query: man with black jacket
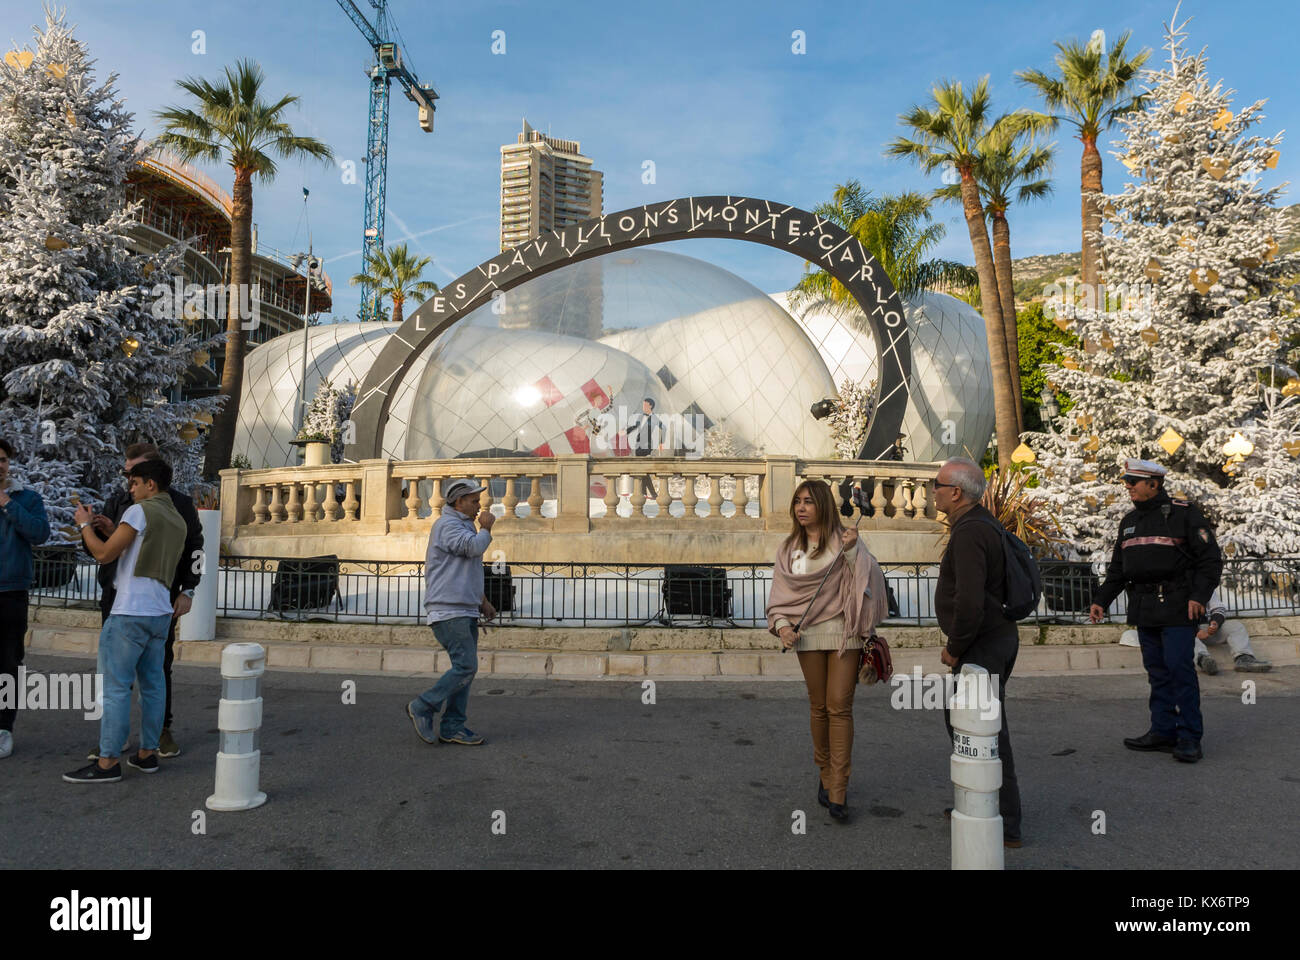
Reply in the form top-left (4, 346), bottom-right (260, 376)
top-left (90, 442), bottom-right (203, 759)
top-left (932, 457), bottom-right (1022, 847)
top-left (1090, 459), bottom-right (1222, 763)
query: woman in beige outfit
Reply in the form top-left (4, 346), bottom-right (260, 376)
top-left (766, 480), bottom-right (889, 823)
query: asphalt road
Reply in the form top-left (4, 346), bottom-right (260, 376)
top-left (4, 653), bottom-right (1297, 870)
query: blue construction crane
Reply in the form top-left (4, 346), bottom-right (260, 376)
top-left (336, 0), bottom-right (438, 321)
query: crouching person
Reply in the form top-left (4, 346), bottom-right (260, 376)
top-left (65, 459), bottom-right (187, 783)
top-left (407, 479), bottom-right (497, 747)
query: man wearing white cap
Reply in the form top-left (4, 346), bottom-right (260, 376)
top-left (1090, 459), bottom-right (1222, 763)
top-left (406, 479), bottom-right (498, 746)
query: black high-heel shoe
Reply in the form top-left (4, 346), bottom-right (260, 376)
top-left (817, 778), bottom-right (829, 809)
top-left (828, 802), bottom-right (849, 822)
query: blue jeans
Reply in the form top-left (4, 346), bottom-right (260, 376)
top-left (414, 617), bottom-right (479, 737)
top-left (1137, 625), bottom-right (1202, 742)
top-left (98, 614), bottom-right (172, 759)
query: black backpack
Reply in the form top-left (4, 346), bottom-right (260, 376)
top-left (979, 516), bottom-right (1042, 621)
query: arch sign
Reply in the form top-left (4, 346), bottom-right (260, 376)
top-left (344, 195), bottom-right (911, 461)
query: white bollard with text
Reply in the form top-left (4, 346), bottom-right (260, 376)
top-left (206, 642), bottom-right (268, 812)
top-left (948, 663), bottom-right (1003, 870)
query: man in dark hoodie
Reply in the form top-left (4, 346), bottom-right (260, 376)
top-left (89, 442), bottom-right (202, 759)
top-left (0, 438), bottom-right (52, 760)
top-left (932, 456), bottom-right (1022, 848)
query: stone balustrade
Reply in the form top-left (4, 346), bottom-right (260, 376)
top-left (220, 455), bottom-right (946, 564)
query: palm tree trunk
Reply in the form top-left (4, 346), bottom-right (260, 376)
top-left (1080, 136), bottom-right (1103, 287)
top-left (204, 168), bottom-right (252, 479)
top-left (990, 210), bottom-right (1024, 432)
top-left (391, 296), bottom-right (403, 325)
top-left (959, 171), bottom-right (1017, 468)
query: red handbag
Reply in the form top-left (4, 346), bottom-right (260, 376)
top-left (858, 633), bottom-right (893, 686)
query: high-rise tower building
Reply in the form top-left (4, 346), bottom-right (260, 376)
top-left (500, 119), bottom-right (603, 252)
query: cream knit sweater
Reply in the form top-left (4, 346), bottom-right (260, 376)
top-left (773, 539), bottom-right (862, 652)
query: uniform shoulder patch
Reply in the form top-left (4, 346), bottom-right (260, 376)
top-left (1171, 499), bottom-right (1191, 507)
top-left (1198, 528), bottom-right (1210, 542)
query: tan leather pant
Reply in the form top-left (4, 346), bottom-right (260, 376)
top-left (797, 650), bottom-right (858, 804)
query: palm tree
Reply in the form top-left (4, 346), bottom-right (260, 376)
top-left (155, 59), bottom-right (334, 479)
top-left (888, 77), bottom-right (1028, 466)
top-left (1016, 32), bottom-right (1150, 288)
top-left (791, 182), bottom-right (977, 310)
top-left (349, 243), bottom-right (439, 324)
top-left (936, 130), bottom-right (1055, 430)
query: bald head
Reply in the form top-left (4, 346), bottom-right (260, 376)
top-left (942, 457), bottom-right (986, 503)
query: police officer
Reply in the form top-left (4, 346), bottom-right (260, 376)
top-left (1089, 459), bottom-right (1222, 763)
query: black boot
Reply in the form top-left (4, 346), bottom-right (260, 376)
top-left (1123, 731), bottom-right (1176, 752)
top-left (817, 778), bottom-right (829, 809)
top-left (828, 802), bottom-right (850, 822)
top-left (1172, 740), bottom-right (1203, 763)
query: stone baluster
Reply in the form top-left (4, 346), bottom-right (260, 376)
top-left (706, 474), bottom-right (724, 517)
top-left (732, 473), bottom-right (749, 518)
top-left (429, 477), bottom-right (445, 514)
top-left (502, 472), bottom-right (519, 518)
top-left (404, 476), bottom-right (424, 520)
top-left (269, 484), bottom-right (285, 523)
top-left (602, 474), bottom-right (620, 516)
top-left (252, 485), bottom-right (269, 524)
top-left (911, 480), bottom-right (929, 520)
top-left (343, 480), bottom-right (359, 521)
top-left (480, 478), bottom-right (495, 512)
top-left (870, 476), bottom-right (888, 516)
top-left (630, 475), bottom-right (647, 516)
top-left (285, 482), bottom-right (302, 523)
top-left (891, 480), bottom-right (909, 518)
top-left (302, 478), bottom-right (319, 522)
top-left (322, 481), bottom-right (340, 521)
top-left (654, 472), bottom-right (671, 518)
top-left (528, 475), bottom-right (545, 516)
top-left (681, 473), bottom-right (699, 519)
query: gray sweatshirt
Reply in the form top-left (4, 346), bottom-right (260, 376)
top-left (424, 504), bottom-right (492, 624)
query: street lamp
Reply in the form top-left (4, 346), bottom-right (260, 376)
top-left (292, 188), bottom-right (321, 438)
top-left (1040, 387), bottom-right (1060, 423)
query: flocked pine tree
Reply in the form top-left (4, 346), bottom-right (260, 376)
top-left (1024, 11), bottom-right (1300, 560)
top-left (1219, 374), bottom-right (1300, 558)
top-left (0, 8), bottom-right (221, 538)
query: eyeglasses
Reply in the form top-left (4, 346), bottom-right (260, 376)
top-left (933, 482), bottom-right (959, 491)
top-left (1122, 477), bottom-right (1149, 486)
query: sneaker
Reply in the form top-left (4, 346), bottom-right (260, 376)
top-left (1004, 836), bottom-right (1023, 849)
top-left (1196, 653), bottom-right (1219, 675)
top-left (63, 761), bottom-right (122, 784)
top-left (0, 730), bottom-right (12, 759)
top-left (127, 752), bottom-right (159, 774)
top-left (438, 728), bottom-right (485, 746)
top-left (1172, 739), bottom-right (1203, 763)
top-left (406, 701), bottom-right (437, 744)
top-left (87, 739), bottom-right (131, 761)
top-left (1233, 654), bottom-right (1272, 673)
top-left (158, 728), bottom-right (180, 758)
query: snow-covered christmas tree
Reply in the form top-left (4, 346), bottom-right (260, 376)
top-left (1025, 10), bottom-right (1300, 560)
top-left (296, 377), bottom-right (355, 463)
top-left (1218, 374), bottom-right (1300, 558)
top-left (827, 378), bottom-right (877, 460)
top-left (0, 8), bottom-right (222, 539)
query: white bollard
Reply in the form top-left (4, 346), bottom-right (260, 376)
top-left (179, 508), bottom-right (221, 643)
top-left (206, 643), bottom-right (267, 812)
top-left (949, 663), bottom-right (1003, 870)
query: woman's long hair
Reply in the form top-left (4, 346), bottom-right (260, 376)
top-left (783, 480), bottom-right (843, 560)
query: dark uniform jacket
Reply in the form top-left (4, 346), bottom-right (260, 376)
top-left (1092, 490), bottom-right (1222, 627)
top-left (96, 485), bottom-right (203, 598)
top-left (935, 503), bottom-right (1019, 660)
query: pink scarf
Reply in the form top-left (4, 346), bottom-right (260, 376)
top-left (766, 536), bottom-right (890, 656)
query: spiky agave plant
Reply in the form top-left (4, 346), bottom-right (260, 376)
top-left (981, 467), bottom-right (1068, 559)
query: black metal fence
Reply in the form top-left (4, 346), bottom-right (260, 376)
top-left (29, 547), bottom-right (1300, 628)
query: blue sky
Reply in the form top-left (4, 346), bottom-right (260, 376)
top-left (8, 0), bottom-right (1297, 319)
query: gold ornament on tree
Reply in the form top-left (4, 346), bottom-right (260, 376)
top-left (1281, 378), bottom-right (1300, 398)
top-left (195, 410), bottom-right (214, 425)
top-left (1237, 255), bottom-right (1261, 269)
top-left (46, 62), bottom-right (66, 79)
top-left (44, 235), bottom-right (69, 251)
top-left (178, 422), bottom-right (200, 442)
top-left (192, 348), bottom-right (210, 367)
top-left (1140, 326), bottom-right (1159, 345)
top-left (1011, 443), bottom-right (1036, 465)
top-left (1084, 435), bottom-right (1101, 452)
top-left (1283, 438), bottom-right (1300, 457)
top-left (1159, 428), bottom-right (1185, 455)
top-left (1062, 357), bottom-right (1079, 370)
top-left (65, 106), bottom-right (76, 127)
top-left (1174, 91), bottom-right (1194, 114)
top-left (1253, 477), bottom-right (1266, 490)
top-left (1264, 149), bottom-right (1280, 170)
top-left (1190, 267), bottom-right (1219, 295)
top-left (1211, 108), bottom-right (1233, 131)
top-left (1144, 257), bottom-right (1163, 281)
top-left (1099, 334), bottom-right (1115, 352)
top-left (121, 336), bottom-right (140, 358)
top-left (1082, 471), bottom-right (1098, 483)
top-left (4, 50), bottom-right (34, 70)
top-left (1263, 237), bottom-right (1279, 262)
top-left (1178, 234), bottom-right (1195, 251)
top-left (1201, 157), bottom-right (1229, 180)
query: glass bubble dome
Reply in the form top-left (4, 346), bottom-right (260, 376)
top-left (402, 248), bottom-right (839, 461)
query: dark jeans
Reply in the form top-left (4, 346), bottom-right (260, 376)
top-left (635, 452), bottom-right (657, 499)
top-left (0, 590), bottom-right (29, 732)
top-left (1137, 625), bottom-right (1202, 742)
top-left (413, 617), bottom-right (479, 737)
top-left (101, 587), bottom-right (178, 728)
top-left (943, 636), bottom-right (1022, 840)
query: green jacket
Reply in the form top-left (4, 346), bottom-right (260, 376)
top-left (133, 495), bottom-right (188, 589)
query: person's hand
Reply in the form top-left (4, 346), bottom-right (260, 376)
top-left (73, 504), bottom-right (93, 525)
top-left (840, 527), bottom-right (858, 549)
top-left (1188, 600), bottom-right (1205, 621)
top-left (477, 509), bottom-right (495, 530)
top-left (778, 626), bottom-right (799, 650)
top-left (940, 647), bottom-right (957, 667)
top-left (479, 599), bottom-right (497, 622)
top-left (1088, 604), bottom-right (1105, 623)
top-left (91, 513), bottom-right (114, 536)
top-left (0, 489), bottom-right (9, 507)
top-left (1196, 627), bottom-right (1210, 641)
top-left (1205, 619), bottom-right (1219, 637)
top-left (172, 594), bottom-right (192, 620)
